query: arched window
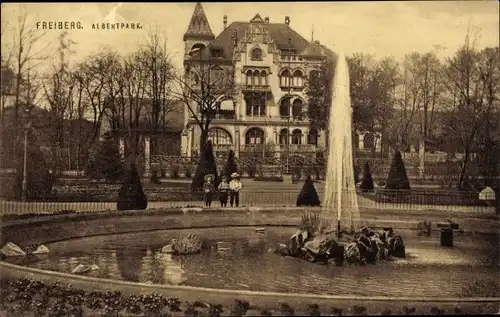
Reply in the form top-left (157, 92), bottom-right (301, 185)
top-left (245, 70), bottom-right (253, 85)
top-left (260, 70), bottom-right (268, 86)
top-left (207, 128), bottom-right (233, 145)
top-left (279, 129), bottom-right (289, 145)
top-left (308, 129), bottom-right (318, 145)
top-left (253, 70), bottom-right (260, 85)
top-left (245, 128), bottom-right (264, 144)
top-left (292, 129), bottom-right (302, 145)
top-left (292, 70), bottom-right (304, 87)
top-left (352, 132), bottom-right (359, 149)
top-left (280, 69), bottom-right (291, 87)
top-left (364, 133), bottom-right (374, 149)
top-left (292, 99), bottom-right (303, 118)
top-left (245, 93), bottom-right (266, 117)
top-left (251, 48), bottom-right (263, 61)
top-left (190, 43), bottom-right (206, 60)
top-left (279, 98), bottom-right (290, 117)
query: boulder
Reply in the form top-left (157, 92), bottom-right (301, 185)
top-left (344, 242), bottom-right (361, 263)
top-left (0, 242), bottom-right (26, 257)
top-left (161, 244), bottom-right (174, 254)
top-left (275, 243), bottom-right (290, 256)
top-left (32, 245), bottom-right (49, 255)
top-left (288, 229), bottom-right (310, 256)
top-left (388, 235), bottom-right (406, 258)
top-left (71, 264), bottom-right (100, 274)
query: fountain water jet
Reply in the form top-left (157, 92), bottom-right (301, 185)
top-left (322, 52), bottom-right (360, 234)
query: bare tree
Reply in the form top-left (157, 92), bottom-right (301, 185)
top-left (77, 48), bottom-right (120, 148)
top-left (439, 32), bottom-right (497, 189)
top-left (42, 32), bottom-right (77, 173)
top-left (11, 11), bottom-right (50, 131)
top-left (170, 47), bottom-right (239, 155)
top-left (138, 28), bottom-right (176, 154)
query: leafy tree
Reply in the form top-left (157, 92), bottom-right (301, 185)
top-left (386, 150), bottom-right (410, 190)
top-left (117, 163), bottom-right (148, 210)
top-left (86, 131), bottom-right (124, 182)
top-left (223, 149), bottom-right (238, 178)
top-left (360, 162), bottom-right (375, 192)
top-left (191, 140), bottom-right (219, 190)
top-left (296, 175), bottom-right (321, 207)
top-left (305, 55), bottom-right (335, 131)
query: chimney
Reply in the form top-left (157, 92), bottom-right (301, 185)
top-left (285, 16), bottom-right (290, 25)
top-left (264, 16), bottom-right (269, 23)
top-left (223, 15), bottom-right (227, 29)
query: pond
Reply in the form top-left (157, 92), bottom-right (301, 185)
top-left (5, 227), bottom-right (499, 297)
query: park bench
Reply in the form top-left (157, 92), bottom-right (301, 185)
top-left (436, 221), bottom-right (459, 247)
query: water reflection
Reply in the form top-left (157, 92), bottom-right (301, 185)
top-left (116, 247), bottom-right (147, 282)
top-left (4, 227), bottom-right (498, 297)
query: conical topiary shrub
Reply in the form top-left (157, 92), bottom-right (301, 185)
top-left (360, 162), bottom-right (375, 192)
top-left (386, 151), bottom-right (410, 190)
top-left (86, 131), bottom-right (124, 182)
top-left (117, 163), bottom-right (148, 210)
top-left (223, 149), bottom-right (238, 179)
top-left (296, 175), bottom-right (321, 206)
top-left (191, 140), bottom-right (219, 191)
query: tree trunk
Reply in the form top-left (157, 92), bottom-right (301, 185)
top-left (199, 128), bottom-right (208, 156)
top-left (458, 151), bottom-right (470, 190)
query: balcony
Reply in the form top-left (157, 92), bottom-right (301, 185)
top-left (242, 84), bottom-right (271, 92)
top-left (240, 144), bottom-right (323, 153)
top-left (279, 144), bottom-right (322, 152)
top-left (279, 85), bottom-right (303, 92)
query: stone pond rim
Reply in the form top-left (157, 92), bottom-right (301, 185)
top-left (0, 207), bottom-right (498, 311)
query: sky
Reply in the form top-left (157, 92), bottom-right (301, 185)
top-left (1, 1), bottom-right (499, 72)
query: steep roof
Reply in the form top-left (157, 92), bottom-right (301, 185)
top-left (184, 2), bottom-right (215, 41)
top-left (200, 21), bottom-right (313, 61)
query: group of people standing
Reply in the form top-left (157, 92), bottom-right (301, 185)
top-left (202, 172), bottom-right (242, 208)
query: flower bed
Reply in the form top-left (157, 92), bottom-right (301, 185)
top-left (0, 278), bottom-right (497, 316)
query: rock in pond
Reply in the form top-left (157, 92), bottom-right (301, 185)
top-left (32, 245), bottom-right (50, 255)
top-left (0, 242), bottom-right (26, 257)
top-left (71, 264), bottom-right (100, 274)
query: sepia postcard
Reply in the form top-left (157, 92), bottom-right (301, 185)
top-left (0, 2), bottom-right (499, 316)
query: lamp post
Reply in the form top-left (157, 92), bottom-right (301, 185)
top-left (286, 37), bottom-right (292, 174)
top-left (21, 104), bottom-right (34, 202)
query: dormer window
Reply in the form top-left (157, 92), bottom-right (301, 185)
top-left (251, 48), bottom-right (263, 61)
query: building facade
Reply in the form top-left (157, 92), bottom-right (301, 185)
top-left (181, 3), bottom-right (381, 159)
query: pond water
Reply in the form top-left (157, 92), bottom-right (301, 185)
top-left (5, 227), bottom-right (499, 297)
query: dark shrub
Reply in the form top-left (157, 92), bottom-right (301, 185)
top-left (352, 305), bottom-right (367, 316)
top-left (117, 163), bottom-right (148, 210)
top-left (230, 299), bottom-right (249, 317)
top-left (85, 132), bottom-right (124, 182)
top-left (386, 150), bottom-right (410, 190)
top-left (223, 150), bottom-right (238, 179)
top-left (150, 171), bottom-right (161, 184)
top-left (280, 303), bottom-right (294, 316)
top-left (13, 141), bottom-right (53, 201)
top-left (185, 166), bottom-right (193, 178)
top-left (191, 141), bottom-right (219, 190)
top-left (307, 304), bottom-right (321, 316)
top-left (296, 175), bottom-right (321, 207)
top-left (247, 164), bottom-right (257, 178)
top-left (171, 164), bottom-right (180, 179)
top-left (360, 162), bottom-right (374, 192)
